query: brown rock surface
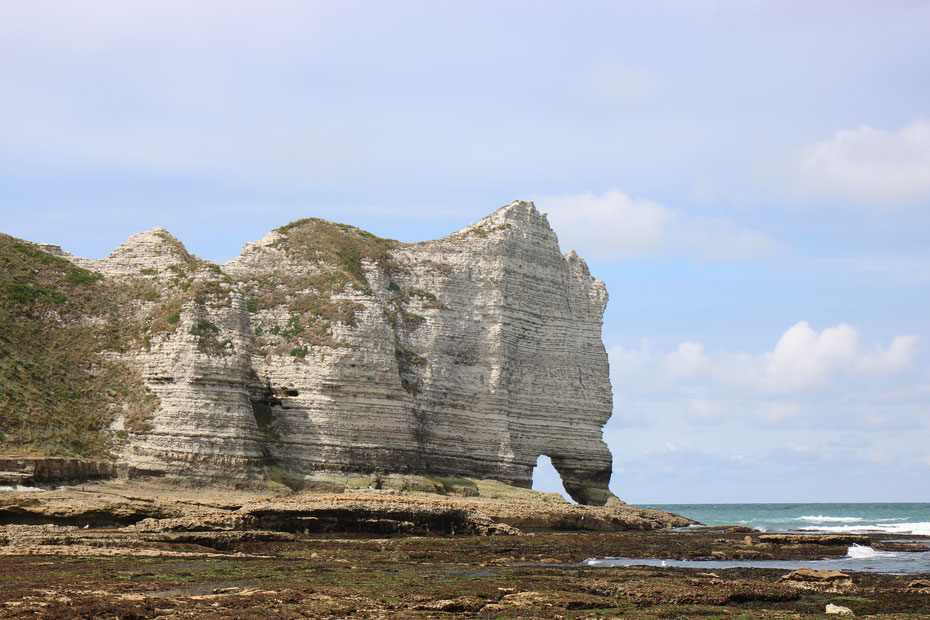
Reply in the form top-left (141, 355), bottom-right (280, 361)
top-left (0, 480), bottom-right (694, 536)
top-left (0, 525), bottom-right (927, 618)
top-left (760, 534), bottom-right (871, 546)
top-left (778, 567), bottom-right (854, 590)
top-left (0, 458), bottom-right (114, 485)
top-left (778, 567), bottom-right (852, 582)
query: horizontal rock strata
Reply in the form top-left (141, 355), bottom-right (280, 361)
top-left (5, 201), bottom-right (618, 505)
top-left (0, 458), bottom-right (115, 486)
top-left (0, 483), bottom-right (695, 535)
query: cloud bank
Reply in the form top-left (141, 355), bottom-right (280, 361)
top-left (604, 321), bottom-right (926, 501)
top-left (773, 120), bottom-right (930, 208)
top-left (536, 189), bottom-right (780, 261)
top-left (611, 320), bottom-right (918, 400)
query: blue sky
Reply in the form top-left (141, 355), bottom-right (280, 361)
top-left (2, 1), bottom-right (928, 502)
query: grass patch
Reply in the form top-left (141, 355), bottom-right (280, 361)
top-left (189, 320), bottom-right (228, 356)
top-left (272, 218), bottom-right (397, 288)
top-left (280, 315), bottom-right (303, 338)
top-left (394, 343), bottom-right (426, 395)
top-left (0, 234), bottom-right (155, 457)
top-left (407, 287), bottom-right (437, 302)
top-left (189, 320), bottom-right (219, 337)
top-left (236, 219), bottom-right (404, 358)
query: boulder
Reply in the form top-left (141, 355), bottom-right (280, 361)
top-left (825, 603), bottom-right (855, 616)
top-left (777, 567), bottom-right (853, 586)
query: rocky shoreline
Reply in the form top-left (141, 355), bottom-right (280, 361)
top-left (0, 480), bottom-right (694, 535)
top-left (0, 482), bottom-right (928, 617)
top-left (0, 526), bottom-right (927, 618)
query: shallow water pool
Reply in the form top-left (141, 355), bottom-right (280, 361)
top-left (585, 545), bottom-right (930, 575)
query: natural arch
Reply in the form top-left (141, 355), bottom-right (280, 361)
top-left (531, 455), bottom-right (573, 503)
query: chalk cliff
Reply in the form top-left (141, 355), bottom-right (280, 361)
top-left (3, 201), bottom-right (616, 505)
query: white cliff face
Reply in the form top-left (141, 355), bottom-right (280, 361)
top-left (89, 201), bottom-right (615, 505)
top-left (84, 228), bottom-right (199, 278)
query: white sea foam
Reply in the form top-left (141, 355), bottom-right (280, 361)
top-left (799, 522), bottom-right (930, 536)
top-left (846, 544), bottom-right (896, 559)
top-left (0, 485), bottom-right (45, 493)
top-left (797, 515), bottom-right (864, 523)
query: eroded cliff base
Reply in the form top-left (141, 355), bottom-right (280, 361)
top-left (0, 479), bottom-right (693, 535)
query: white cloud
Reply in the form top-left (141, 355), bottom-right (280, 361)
top-left (536, 188), bottom-right (780, 261)
top-left (611, 321), bottom-right (918, 398)
top-left (767, 322), bottom-right (918, 389)
top-left (773, 120), bottom-right (930, 207)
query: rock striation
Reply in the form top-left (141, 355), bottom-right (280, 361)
top-left (7, 201), bottom-right (617, 505)
top-left (0, 481), bottom-right (695, 534)
top-left (0, 458), bottom-right (115, 487)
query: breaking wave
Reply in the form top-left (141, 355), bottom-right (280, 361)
top-left (647, 503), bottom-right (930, 536)
top-left (798, 515), bottom-right (864, 523)
top-left (846, 544), bottom-right (896, 559)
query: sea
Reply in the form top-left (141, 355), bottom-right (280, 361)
top-left (586, 503), bottom-right (930, 574)
top-left (642, 502), bottom-right (930, 536)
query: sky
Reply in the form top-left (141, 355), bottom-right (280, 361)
top-left (2, 1), bottom-right (928, 503)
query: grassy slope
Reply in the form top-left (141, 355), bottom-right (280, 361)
top-left (0, 219), bottom-right (409, 459)
top-left (243, 218), bottom-right (400, 355)
top-left (0, 234), bottom-right (151, 458)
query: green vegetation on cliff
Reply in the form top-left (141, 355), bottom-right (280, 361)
top-left (0, 235), bottom-right (154, 458)
top-left (246, 218), bottom-right (400, 356)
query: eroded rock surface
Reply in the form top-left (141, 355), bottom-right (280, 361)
top-left (7, 201), bottom-right (617, 505)
top-left (0, 481), bottom-right (695, 535)
top-left (0, 458), bottom-right (114, 486)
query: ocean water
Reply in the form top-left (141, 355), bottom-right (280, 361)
top-left (585, 503), bottom-right (930, 574)
top-left (642, 503), bottom-right (930, 535)
top-left (585, 544), bottom-right (930, 574)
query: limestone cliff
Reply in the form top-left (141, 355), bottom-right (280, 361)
top-left (1, 201), bottom-right (616, 505)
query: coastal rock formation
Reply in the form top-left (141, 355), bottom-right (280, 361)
top-left (3, 201), bottom-right (617, 505)
top-left (777, 567), bottom-right (854, 592)
top-left (0, 458), bottom-right (114, 487)
top-left (0, 481), bottom-right (696, 533)
top-left (758, 534), bottom-right (871, 546)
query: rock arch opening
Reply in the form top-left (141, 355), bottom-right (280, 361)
top-left (531, 455), bottom-right (575, 503)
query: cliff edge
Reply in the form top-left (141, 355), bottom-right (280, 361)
top-left (1, 201), bottom-right (616, 505)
